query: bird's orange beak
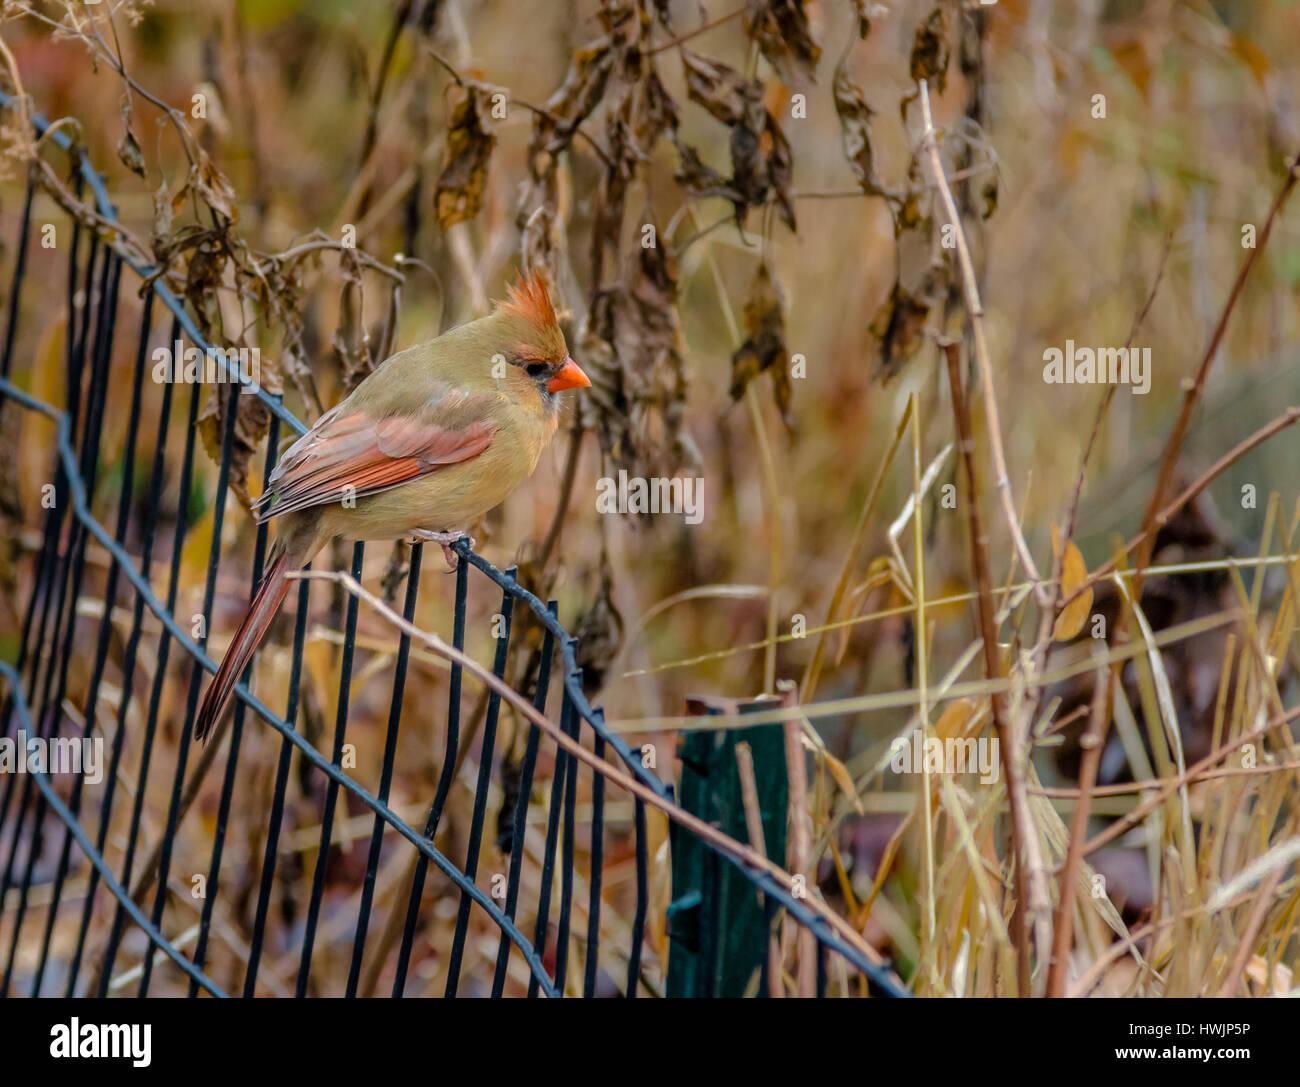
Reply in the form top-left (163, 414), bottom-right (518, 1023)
top-left (547, 357), bottom-right (591, 393)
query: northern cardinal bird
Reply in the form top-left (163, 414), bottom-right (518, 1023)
top-left (194, 272), bottom-right (589, 741)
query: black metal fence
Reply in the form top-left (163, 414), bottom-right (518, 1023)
top-left (0, 91), bottom-right (906, 998)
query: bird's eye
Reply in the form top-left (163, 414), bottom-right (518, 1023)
top-left (524, 361), bottom-right (548, 379)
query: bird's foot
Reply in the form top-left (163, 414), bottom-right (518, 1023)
top-left (408, 529), bottom-right (474, 570)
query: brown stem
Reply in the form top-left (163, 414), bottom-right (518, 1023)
top-left (1045, 657), bottom-right (1110, 997)
top-left (944, 341), bottom-right (1035, 996)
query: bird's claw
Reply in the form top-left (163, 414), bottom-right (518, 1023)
top-left (407, 529), bottom-right (474, 571)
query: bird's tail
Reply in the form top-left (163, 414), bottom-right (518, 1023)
top-left (195, 539), bottom-right (294, 742)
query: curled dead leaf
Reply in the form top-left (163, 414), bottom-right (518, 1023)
top-left (435, 81), bottom-right (504, 229)
top-left (116, 102), bottom-right (146, 178)
top-left (743, 0), bottom-right (822, 82)
top-left (833, 59), bottom-right (885, 196)
top-left (192, 149), bottom-right (238, 224)
top-left (910, 7), bottom-right (951, 94)
top-left (729, 262), bottom-right (794, 431)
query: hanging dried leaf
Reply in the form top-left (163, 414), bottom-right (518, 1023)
top-left (681, 50), bottom-right (764, 128)
top-left (763, 112), bottom-right (797, 231)
top-left (743, 0), bottom-right (822, 81)
top-left (574, 547), bottom-right (623, 697)
top-left (680, 50), bottom-right (795, 228)
top-left (1053, 539), bottom-right (1094, 641)
top-left (592, 54), bottom-right (679, 287)
top-left (527, 38), bottom-right (617, 178)
top-left (868, 279), bottom-right (930, 382)
top-left (672, 138), bottom-right (742, 203)
top-left (116, 101), bottom-right (146, 178)
top-left (981, 174), bottom-right (998, 219)
top-left (183, 235), bottom-right (227, 335)
top-left (729, 262), bottom-right (794, 430)
top-left (197, 347), bottom-right (285, 508)
top-left (629, 64), bottom-right (679, 152)
top-left (434, 81), bottom-right (503, 229)
top-left (331, 247), bottom-right (374, 391)
top-left (910, 7), bottom-right (951, 94)
top-left (850, 0), bottom-right (872, 39)
top-left (833, 59), bottom-right (885, 196)
top-left (151, 178), bottom-right (173, 253)
top-left (583, 215), bottom-right (698, 484)
top-left (192, 148), bottom-right (238, 224)
top-left (729, 119), bottom-right (763, 219)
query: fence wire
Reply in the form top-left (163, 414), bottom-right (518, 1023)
top-left (0, 90), bottom-right (907, 998)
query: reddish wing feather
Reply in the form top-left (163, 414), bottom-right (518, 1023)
top-left (254, 406), bottom-right (494, 521)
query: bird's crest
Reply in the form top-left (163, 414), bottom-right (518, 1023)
top-left (500, 269), bottom-right (559, 334)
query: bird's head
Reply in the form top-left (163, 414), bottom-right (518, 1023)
top-left (493, 270), bottom-right (590, 406)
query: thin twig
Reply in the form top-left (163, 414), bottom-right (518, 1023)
top-left (648, 4), bottom-right (748, 55)
top-left (918, 80), bottom-right (1048, 608)
top-left (1060, 406), bottom-right (1300, 611)
top-left (1130, 150), bottom-right (1300, 602)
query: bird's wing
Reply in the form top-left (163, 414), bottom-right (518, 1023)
top-left (253, 392), bottom-right (495, 522)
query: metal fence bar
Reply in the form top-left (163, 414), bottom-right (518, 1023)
top-left (30, 290), bottom-right (154, 996)
top-left (345, 542), bottom-right (424, 996)
top-left (583, 727), bottom-right (605, 997)
top-left (444, 585), bottom-right (514, 996)
top-left (490, 604), bottom-right (555, 997)
top-left (243, 569), bottom-right (311, 996)
top-left (190, 410), bottom-right (281, 993)
top-left (553, 671), bottom-right (582, 994)
top-left (297, 540), bottom-right (366, 994)
top-left (390, 556), bottom-right (467, 996)
top-left (0, 663), bottom-right (225, 997)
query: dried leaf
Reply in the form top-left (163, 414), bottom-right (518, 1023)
top-left (729, 262), bottom-right (794, 430)
top-left (331, 249), bottom-right (374, 391)
top-left (192, 149), bottom-right (238, 224)
top-left (833, 59), bottom-right (884, 195)
top-left (183, 236), bottom-right (227, 335)
top-left (868, 279), bottom-right (930, 381)
top-left (823, 750), bottom-right (864, 814)
top-left (528, 38), bottom-right (617, 177)
top-left (910, 7), bottom-right (950, 94)
top-left (116, 102), bottom-right (146, 178)
top-left (584, 217), bottom-right (698, 483)
top-left (981, 174), bottom-right (998, 219)
top-left (681, 50), bottom-right (763, 128)
top-left (763, 112), bottom-right (796, 231)
top-left (434, 82), bottom-right (503, 229)
top-left (1053, 539), bottom-right (1093, 641)
top-left (197, 347), bottom-right (284, 508)
top-left (151, 177), bottom-right (173, 253)
top-left (672, 138), bottom-right (741, 203)
top-left (850, 0), bottom-right (872, 39)
top-left (574, 547), bottom-right (623, 697)
top-left (743, 0), bottom-right (822, 81)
